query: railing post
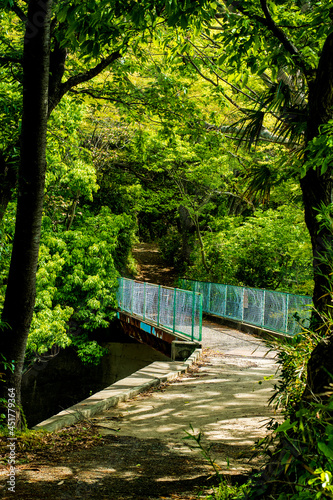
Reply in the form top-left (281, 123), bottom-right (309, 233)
top-left (261, 289), bottom-right (266, 327)
top-left (143, 282), bottom-right (146, 321)
top-left (157, 285), bottom-right (161, 327)
top-left (285, 293), bottom-right (289, 333)
top-left (191, 290), bottom-right (196, 341)
top-left (208, 282), bottom-right (211, 314)
top-left (241, 286), bottom-right (244, 322)
top-left (199, 292), bottom-right (203, 341)
top-left (131, 280), bottom-right (134, 315)
top-left (224, 284), bottom-right (228, 317)
top-left (173, 288), bottom-right (177, 334)
top-left (121, 278), bottom-right (124, 310)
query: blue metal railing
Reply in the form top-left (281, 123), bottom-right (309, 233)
top-left (179, 279), bottom-right (312, 336)
top-left (117, 277), bottom-right (202, 341)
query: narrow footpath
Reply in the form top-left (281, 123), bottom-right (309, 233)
top-left (0, 243), bottom-right (280, 500)
top-left (2, 326), bottom-right (279, 500)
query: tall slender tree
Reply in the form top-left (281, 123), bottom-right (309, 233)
top-left (0, 0), bottom-right (53, 424)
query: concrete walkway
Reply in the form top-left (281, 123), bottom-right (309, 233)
top-left (87, 320), bottom-right (279, 473)
top-left (34, 320), bottom-right (278, 437)
top-left (15, 320), bottom-right (282, 499)
top-left (34, 318), bottom-right (279, 467)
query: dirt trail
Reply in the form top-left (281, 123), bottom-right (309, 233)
top-left (132, 243), bottom-right (178, 287)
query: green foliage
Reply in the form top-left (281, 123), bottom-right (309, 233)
top-left (159, 227), bottom-right (186, 268)
top-left (0, 203), bottom-right (15, 302)
top-left (263, 397), bottom-right (333, 499)
top-left (302, 120), bottom-right (333, 178)
top-left (269, 332), bottom-right (320, 416)
top-left (25, 207), bottom-right (135, 362)
top-left (70, 335), bottom-right (106, 365)
top-left (46, 207), bottom-right (131, 323)
top-left (188, 205), bottom-right (313, 295)
top-left (0, 353), bottom-right (14, 431)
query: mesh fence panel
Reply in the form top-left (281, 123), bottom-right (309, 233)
top-left (159, 287), bottom-right (175, 331)
top-left (132, 281), bottom-right (144, 317)
top-left (194, 281), bottom-right (211, 311)
top-left (193, 292), bottom-right (202, 340)
top-left (174, 290), bottom-right (191, 338)
top-left (243, 288), bottom-right (264, 326)
top-left (209, 283), bottom-right (227, 316)
top-left (144, 283), bottom-right (159, 323)
top-left (179, 279), bottom-right (312, 336)
top-left (118, 277), bottom-right (311, 338)
top-left (264, 291), bottom-right (287, 333)
top-left (287, 294), bottom-right (311, 335)
top-left (120, 278), bottom-right (133, 313)
top-left (225, 285), bottom-right (243, 320)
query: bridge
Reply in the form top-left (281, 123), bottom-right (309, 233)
top-left (116, 277), bottom-right (312, 359)
top-left (33, 276), bottom-right (311, 440)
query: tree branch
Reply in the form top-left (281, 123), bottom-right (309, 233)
top-left (9, 1), bottom-right (28, 23)
top-left (0, 55), bottom-right (22, 66)
top-left (206, 122), bottom-right (298, 146)
top-left (229, 1), bottom-right (309, 77)
top-left (48, 50), bottom-right (122, 115)
top-left (259, 0), bottom-right (308, 76)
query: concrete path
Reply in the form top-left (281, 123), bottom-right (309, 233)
top-left (89, 320), bottom-right (279, 474)
top-left (8, 320), bottom-right (282, 500)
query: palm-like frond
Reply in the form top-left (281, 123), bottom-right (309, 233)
top-left (243, 163), bottom-right (275, 204)
top-left (233, 79), bottom-right (307, 149)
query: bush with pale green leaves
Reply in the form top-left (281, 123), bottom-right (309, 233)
top-left (25, 207), bottom-right (135, 363)
top-left (188, 205), bottom-right (313, 295)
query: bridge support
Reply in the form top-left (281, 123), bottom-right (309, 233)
top-left (171, 341), bottom-right (200, 361)
top-left (117, 311), bottom-right (200, 360)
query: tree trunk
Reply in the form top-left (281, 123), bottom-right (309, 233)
top-left (300, 31), bottom-right (333, 398)
top-left (0, 0), bottom-right (52, 426)
top-left (178, 205), bottom-right (196, 264)
top-left (301, 31), bottom-right (333, 321)
top-left (300, 169), bottom-right (333, 319)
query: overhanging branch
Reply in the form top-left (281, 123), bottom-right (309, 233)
top-left (9, 1), bottom-right (27, 23)
top-left (48, 50), bottom-right (122, 115)
top-left (0, 55), bottom-right (22, 67)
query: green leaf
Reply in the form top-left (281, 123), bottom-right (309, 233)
top-left (276, 419), bottom-right (297, 433)
top-left (318, 442), bottom-right (333, 460)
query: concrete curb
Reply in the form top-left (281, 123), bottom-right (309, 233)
top-left (204, 313), bottom-right (292, 342)
top-left (33, 348), bottom-right (203, 433)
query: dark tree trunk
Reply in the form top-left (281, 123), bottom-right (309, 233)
top-left (300, 169), bottom-right (333, 318)
top-left (178, 205), bottom-right (196, 264)
top-left (300, 31), bottom-right (333, 398)
top-left (0, 0), bottom-right (52, 426)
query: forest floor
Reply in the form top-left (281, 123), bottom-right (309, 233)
top-left (0, 242), bottom-right (280, 500)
